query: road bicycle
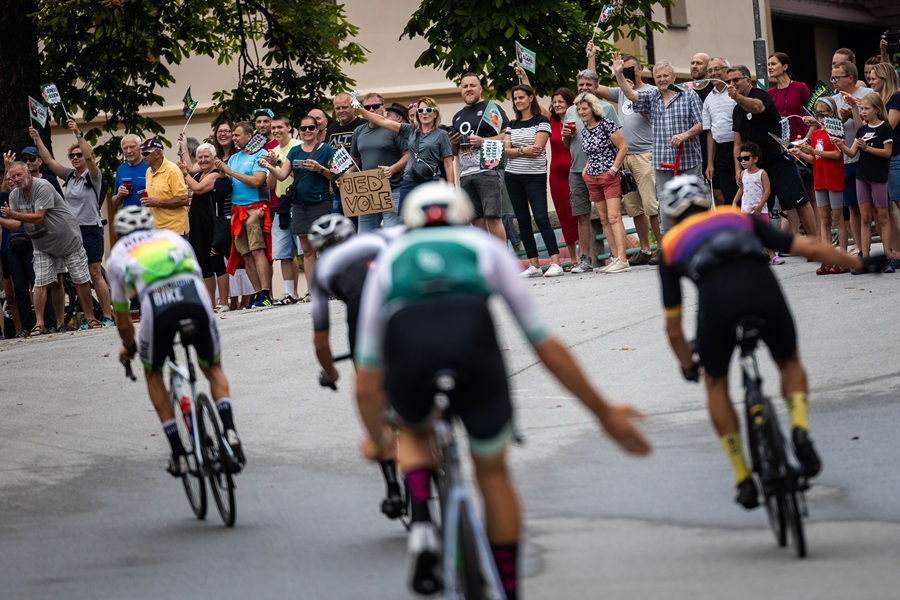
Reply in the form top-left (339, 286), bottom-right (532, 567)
top-left (736, 317), bottom-right (808, 558)
top-left (426, 369), bottom-right (507, 600)
top-left (125, 318), bottom-right (239, 527)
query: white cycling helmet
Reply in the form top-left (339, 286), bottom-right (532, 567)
top-left (401, 181), bottom-right (474, 229)
top-left (659, 174), bottom-right (711, 220)
top-left (113, 205), bottom-right (155, 236)
top-left (308, 214), bottom-right (356, 251)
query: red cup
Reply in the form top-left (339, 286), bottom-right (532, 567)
top-left (122, 178), bottom-right (132, 192)
top-left (138, 189), bottom-right (148, 201)
top-left (565, 121), bottom-right (576, 130)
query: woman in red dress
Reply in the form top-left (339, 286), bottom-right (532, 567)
top-left (546, 88), bottom-right (578, 265)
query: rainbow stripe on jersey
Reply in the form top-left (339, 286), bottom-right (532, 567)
top-left (662, 207), bottom-right (754, 267)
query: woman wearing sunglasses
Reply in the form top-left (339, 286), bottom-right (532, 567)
top-left (357, 97), bottom-right (454, 210)
top-left (28, 118), bottom-right (113, 330)
top-left (262, 115), bottom-right (334, 288)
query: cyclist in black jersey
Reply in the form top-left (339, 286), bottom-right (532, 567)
top-left (307, 213), bottom-right (406, 521)
top-left (354, 182), bottom-right (651, 599)
top-left (658, 175), bottom-right (883, 508)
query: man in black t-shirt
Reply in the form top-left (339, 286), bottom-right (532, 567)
top-left (727, 65), bottom-right (818, 239)
top-left (449, 74), bottom-right (510, 241)
top-left (325, 92), bottom-right (366, 219)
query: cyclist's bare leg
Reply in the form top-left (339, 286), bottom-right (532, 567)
top-left (200, 362), bottom-right (238, 434)
top-left (776, 352), bottom-right (809, 430)
top-left (145, 369), bottom-right (174, 421)
top-left (705, 373), bottom-right (752, 486)
top-left (472, 449), bottom-right (520, 599)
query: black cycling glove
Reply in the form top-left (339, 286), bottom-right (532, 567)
top-left (681, 361), bottom-right (701, 382)
top-left (861, 253), bottom-right (886, 274)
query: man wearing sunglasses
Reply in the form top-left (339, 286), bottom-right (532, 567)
top-left (727, 65), bottom-right (818, 241)
top-left (28, 118), bottom-right (114, 329)
top-left (350, 93), bottom-right (407, 232)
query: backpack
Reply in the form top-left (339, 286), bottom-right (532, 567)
top-left (65, 169), bottom-right (109, 211)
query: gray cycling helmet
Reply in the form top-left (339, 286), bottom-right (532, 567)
top-left (660, 174), bottom-right (711, 220)
top-left (308, 214), bottom-right (356, 251)
top-left (113, 205), bottom-right (155, 236)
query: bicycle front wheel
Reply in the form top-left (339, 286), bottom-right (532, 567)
top-left (786, 488), bottom-right (807, 558)
top-left (198, 394), bottom-right (236, 527)
top-left (175, 391), bottom-right (206, 520)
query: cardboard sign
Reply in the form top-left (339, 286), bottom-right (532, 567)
top-left (804, 80), bottom-right (833, 113)
top-left (515, 42), bottom-right (536, 73)
top-left (339, 169), bottom-right (393, 217)
top-left (822, 116), bottom-right (844, 137)
top-left (780, 118), bottom-right (790, 142)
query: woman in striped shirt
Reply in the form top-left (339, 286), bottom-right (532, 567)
top-left (504, 85), bottom-right (563, 278)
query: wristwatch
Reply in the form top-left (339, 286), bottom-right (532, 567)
top-left (275, 159), bottom-right (283, 167)
top-left (517, 147), bottom-right (523, 155)
top-left (74, 132), bottom-right (84, 139)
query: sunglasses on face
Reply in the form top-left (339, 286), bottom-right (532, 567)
top-left (738, 155), bottom-right (753, 161)
top-left (726, 78), bottom-right (746, 85)
top-left (363, 103), bottom-right (384, 111)
top-left (69, 152), bottom-right (84, 159)
top-left (140, 150), bottom-right (156, 156)
top-left (298, 125), bottom-right (317, 132)
top-left (22, 155), bottom-right (38, 162)
top-left (416, 107), bottom-right (435, 114)
top-left (830, 75), bottom-right (849, 81)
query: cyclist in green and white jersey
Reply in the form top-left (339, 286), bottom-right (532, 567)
top-left (107, 206), bottom-right (244, 476)
top-left (354, 182), bottom-right (651, 599)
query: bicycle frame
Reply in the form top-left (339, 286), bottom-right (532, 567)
top-left (433, 396), bottom-right (506, 600)
top-left (167, 341), bottom-right (205, 472)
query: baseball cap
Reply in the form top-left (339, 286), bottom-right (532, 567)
top-left (139, 138), bottom-right (164, 152)
top-left (254, 108), bottom-right (275, 119)
top-left (20, 146), bottom-right (39, 157)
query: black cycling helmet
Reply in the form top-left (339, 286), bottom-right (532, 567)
top-left (113, 205), bottom-right (155, 236)
top-left (308, 214), bottom-right (356, 251)
top-left (660, 174), bottom-right (711, 221)
top-left (401, 181), bottom-right (474, 228)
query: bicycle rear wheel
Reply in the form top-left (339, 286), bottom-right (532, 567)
top-left (456, 499), bottom-right (486, 600)
top-left (754, 399), bottom-right (788, 547)
top-left (174, 390), bottom-right (206, 520)
top-left (198, 394), bottom-right (236, 527)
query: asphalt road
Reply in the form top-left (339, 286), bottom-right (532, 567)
top-left (1, 253), bottom-right (899, 600)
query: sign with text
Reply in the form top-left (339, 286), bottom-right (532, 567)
top-left (330, 146), bottom-right (355, 179)
top-left (242, 133), bottom-right (269, 155)
top-left (339, 169), bottom-right (394, 217)
top-left (822, 116), bottom-right (844, 137)
top-left (480, 139), bottom-right (505, 170)
top-left (515, 42), bottom-right (536, 73)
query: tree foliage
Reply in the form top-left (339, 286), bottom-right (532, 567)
top-left (28, 0), bottom-right (366, 175)
top-left (402, 0), bottom-right (672, 99)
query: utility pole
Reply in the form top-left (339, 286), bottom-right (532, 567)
top-left (751, 0), bottom-right (768, 89)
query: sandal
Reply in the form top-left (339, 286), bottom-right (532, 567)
top-left (88, 319), bottom-right (102, 329)
top-left (829, 266), bottom-right (847, 274)
top-left (273, 293), bottom-right (299, 306)
top-left (29, 324), bottom-right (44, 336)
top-left (816, 265), bottom-right (831, 275)
top-left (297, 293), bottom-right (311, 304)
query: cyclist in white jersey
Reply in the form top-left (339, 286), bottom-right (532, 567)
top-left (354, 182), bottom-right (651, 599)
top-left (107, 206), bottom-right (244, 476)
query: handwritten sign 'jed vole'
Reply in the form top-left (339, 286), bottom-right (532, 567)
top-left (339, 169), bottom-right (394, 217)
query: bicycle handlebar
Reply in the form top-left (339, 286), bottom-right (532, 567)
top-left (317, 353), bottom-right (353, 391)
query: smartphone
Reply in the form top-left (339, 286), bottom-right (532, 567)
top-left (886, 31), bottom-right (900, 55)
top-left (623, 66), bottom-right (637, 85)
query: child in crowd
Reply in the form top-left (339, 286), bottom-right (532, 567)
top-left (734, 142), bottom-right (778, 264)
top-left (833, 92), bottom-right (897, 272)
top-left (791, 97), bottom-right (848, 274)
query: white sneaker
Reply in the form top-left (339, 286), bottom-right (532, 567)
top-left (407, 522), bottom-right (442, 595)
top-left (543, 263), bottom-right (564, 277)
top-left (598, 257), bottom-right (618, 273)
top-left (520, 265), bottom-right (543, 278)
top-left (215, 304), bottom-right (231, 313)
top-left (604, 258), bottom-right (631, 273)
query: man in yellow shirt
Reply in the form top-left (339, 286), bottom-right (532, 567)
top-left (141, 139), bottom-right (189, 236)
top-left (265, 115), bottom-right (302, 303)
